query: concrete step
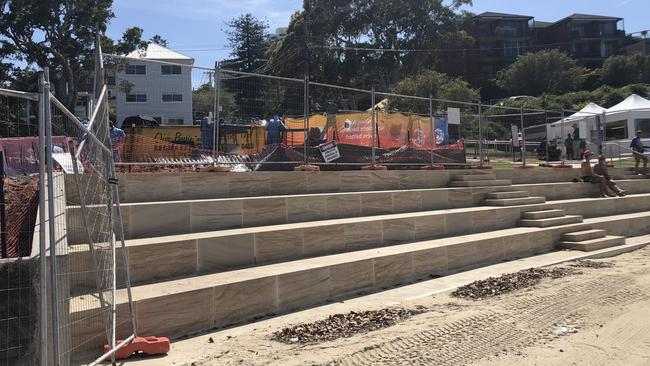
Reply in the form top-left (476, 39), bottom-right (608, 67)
top-left (562, 229), bottom-right (607, 242)
top-left (452, 174), bottom-right (496, 181)
top-left (519, 215), bottom-right (583, 228)
top-left (68, 223), bottom-right (589, 351)
top-left (558, 235), bottom-right (626, 252)
top-left (449, 179), bottom-right (512, 187)
top-left (623, 175), bottom-right (650, 180)
top-left (485, 191), bottom-right (530, 199)
top-left (71, 207), bottom-right (650, 295)
top-left (66, 185), bottom-right (524, 243)
top-left (522, 209), bottom-right (566, 220)
top-left (483, 197), bottom-right (545, 206)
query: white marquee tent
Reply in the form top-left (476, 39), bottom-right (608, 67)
top-left (549, 95), bottom-right (650, 143)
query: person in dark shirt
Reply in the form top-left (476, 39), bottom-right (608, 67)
top-left (630, 130), bottom-right (649, 175)
top-left (565, 134), bottom-right (574, 160)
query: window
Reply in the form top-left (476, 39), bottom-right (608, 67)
top-left (161, 65), bottom-right (182, 75)
top-left (635, 119), bottom-right (650, 138)
top-left (167, 118), bottom-right (184, 124)
top-left (162, 93), bottom-right (183, 102)
top-left (605, 120), bottom-right (627, 140)
top-left (126, 94), bottom-right (147, 103)
top-left (125, 65), bottom-right (146, 75)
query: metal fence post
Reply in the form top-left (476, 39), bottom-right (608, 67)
top-left (601, 111), bottom-right (607, 156)
top-left (43, 66), bottom-right (60, 366)
top-left (429, 95), bottom-right (434, 166)
top-left (520, 106), bottom-right (526, 166)
top-left (545, 112), bottom-right (550, 164)
top-left (213, 63), bottom-right (220, 160)
top-left (478, 101), bottom-right (483, 167)
top-left (38, 71), bottom-right (48, 366)
top-left (303, 74), bottom-right (309, 166)
top-left (371, 87), bottom-right (376, 166)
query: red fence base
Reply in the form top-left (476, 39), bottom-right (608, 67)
top-left (105, 336), bottom-right (170, 360)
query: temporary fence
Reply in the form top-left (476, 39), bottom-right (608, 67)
top-left (103, 54), bottom-right (477, 170)
top-left (0, 88), bottom-right (41, 366)
top-left (0, 49), bottom-right (136, 366)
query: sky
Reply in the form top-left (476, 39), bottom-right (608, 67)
top-left (107, 0), bottom-right (650, 69)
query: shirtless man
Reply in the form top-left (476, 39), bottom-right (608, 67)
top-left (580, 150), bottom-right (610, 197)
top-left (593, 155), bottom-right (627, 197)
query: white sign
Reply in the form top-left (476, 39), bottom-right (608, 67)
top-left (511, 125), bottom-right (520, 147)
top-left (318, 140), bottom-right (341, 163)
top-left (447, 107), bottom-right (460, 125)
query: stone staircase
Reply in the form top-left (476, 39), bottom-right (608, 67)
top-left (620, 167), bottom-right (650, 179)
top-left (65, 171), bottom-right (650, 358)
top-left (559, 230), bottom-right (625, 252)
top-left (518, 208), bottom-right (624, 252)
top-left (519, 209), bottom-right (583, 227)
top-left (448, 173), bottom-right (546, 207)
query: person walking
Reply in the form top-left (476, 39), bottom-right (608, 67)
top-left (565, 134), bottom-right (574, 161)
top-left (630, 130), bottom-right (649, 175)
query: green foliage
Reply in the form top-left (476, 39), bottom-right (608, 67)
top-left (264, 0), bottom-right (472, 90)
top-left (149, 35), bottom-right (168, 47)
top-left (225, 13), bottom-right (269, 73)
top-left (392, 69), bottom-right (480, 111)
top-left (192, 83), bottom-right (236, 120)
top-left (224, 14), bottom-right (269, 120)
top-left (496, 49), bottom-right (588, 97)
top-left (601, 54), bottom-right (650, 87)
top-left (0, 0), bottom-right (114, 109)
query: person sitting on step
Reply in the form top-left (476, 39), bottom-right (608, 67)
top-left (593, 155), bottom-right (627, 197)
top-left (580, 150), bottom-right (611, 198)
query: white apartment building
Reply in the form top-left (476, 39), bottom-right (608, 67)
top-left (116, 43), bottom-right (194, 127)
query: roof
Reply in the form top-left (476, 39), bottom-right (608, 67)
top-left (475, 12), bottom-right (533, 20)
top-left (125, 43), bottom-right (194, 61)
top-left (553, 102), bottom-right (605, 125)
top-left (534, 21), bottom-right (553, 29)
top-left (569, 103), bottom-right (606, 119)
top-left (607, 94), bottom-right (650, 113)
top-left (555, 13), bottom-right (623, 24)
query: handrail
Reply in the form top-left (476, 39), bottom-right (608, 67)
top-left (604, 141), bottom-right (644, 156)
top-left (0, 87), bottom-right (39, 101)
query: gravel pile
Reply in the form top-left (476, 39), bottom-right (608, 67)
top-left (569, 260), bottom-right (614, 269)
top-left (451, 267), bottom-right (579, 300)
top-left (272, 308), bottom-right (420, 344)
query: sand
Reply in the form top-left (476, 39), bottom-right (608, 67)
top-left (124, 246), bottom-right (650, 366)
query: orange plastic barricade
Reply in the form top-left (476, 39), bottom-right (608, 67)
top-left (104, 336), bottom-right (170, 360)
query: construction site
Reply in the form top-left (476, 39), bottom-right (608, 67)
top-left (1, 35), bottom-right (650, 366)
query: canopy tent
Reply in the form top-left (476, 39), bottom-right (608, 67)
top-left (604, 94), bottom-right (650, 141)
top-left (547, 102), bottom-right (605, 141)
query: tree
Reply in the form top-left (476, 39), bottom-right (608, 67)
top-left (392, 69), bottom-right (480, 111)
top-left (496, 49), bottom-right (587, 97)
top-left (224, 14), bottom-right (269, 120)
top-left (601, 54), bottom-right (650, 87)
top-left (0, 0), bottom-right (114, 110)
top-left (225, 14), bottom-right (269, 73)
top-left (150, 34), bottom-right (168, 47)
top-left (101, 27), bottom-right (148, 56)
top-left (265, 0), bottom-right (473, 91)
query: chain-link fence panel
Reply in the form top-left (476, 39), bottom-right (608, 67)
top-left (0, 88), bottom-right (42, 366)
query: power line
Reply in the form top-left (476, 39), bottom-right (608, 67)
top-left (312, 41), bottom-right (578, 53)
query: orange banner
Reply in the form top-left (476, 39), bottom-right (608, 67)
top-left (285, 111), bottom-right (435, 149)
